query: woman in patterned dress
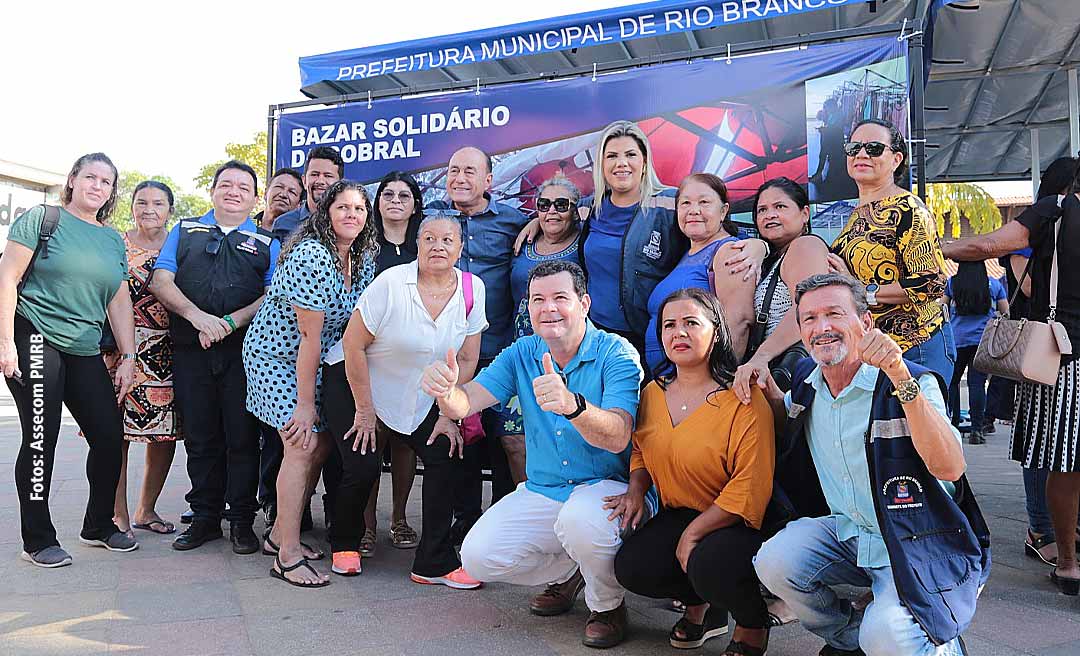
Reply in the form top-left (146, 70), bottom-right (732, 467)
top-left (106, 181), bottom-right (183, 535)
top-left (827, 118), bottom-right (956, 382)
top-left (243, 180), bottom-right (379, 587)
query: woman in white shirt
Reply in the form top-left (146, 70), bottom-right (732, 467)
top-left (321, 210), bottom-right (488, 587)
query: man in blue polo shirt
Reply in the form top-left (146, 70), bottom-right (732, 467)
top-left (151, 160), bottom-right (279, 555)
top-left (422, 261), bottom-right (643, 649)
top-left (428, 145), bottom-right (531, 538)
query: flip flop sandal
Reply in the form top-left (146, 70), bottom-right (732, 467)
top-left (1025, 531), bottom-right (1057, 566)
top-left (132, 519), bottom-right (176, 535)
top-left (270, 555), bottom-right (330, 589)
top-left (261, 529), bottom-right (325, 560)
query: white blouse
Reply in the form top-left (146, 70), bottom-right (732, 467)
top-left (324, 261), bottom-right (488, 434)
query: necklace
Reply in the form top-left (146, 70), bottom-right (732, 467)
top-left (418, 276), bottom-right (455, 298)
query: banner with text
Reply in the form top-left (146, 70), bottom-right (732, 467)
top-left (277, 35), bottom-right (908, 212)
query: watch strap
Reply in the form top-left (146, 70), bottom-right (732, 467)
top-left (563, 393), bottom-right (587, 419)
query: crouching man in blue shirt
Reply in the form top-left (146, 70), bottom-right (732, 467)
top-left (750, 273), bottom-right (990, 656)
top-left (421, 260), bottom-right (643, 649)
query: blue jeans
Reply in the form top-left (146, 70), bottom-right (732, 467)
top-left (904, 323), bottom-right (957, 385)
top-left (754, 517), bottom-right (964, 656)
top-left (948, 345), bottom-right (987, 430)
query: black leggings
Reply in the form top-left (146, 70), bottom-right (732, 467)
top-left (7, 314), bottom-right (123, 553)
top-left (614, 507), bottom-right (770, 629)
top-left (322, 362), bottom-right (462, 577)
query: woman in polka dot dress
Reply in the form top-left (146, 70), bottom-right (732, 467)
top-left (243, 180), bottom-right (378, 587)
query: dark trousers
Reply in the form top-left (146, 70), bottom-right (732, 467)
top-left (323, 362), bottom-right (460, 576)
top-left (948, 345), bottom-right (987, 430)
top-left (173, 344), bottom-right (259, 525)
top-left (7, 314), bottom-right (124, 552)
top-left (985, 375), bottom-right (1015, 422)
top-left (450, 357), bottom-right (514, 533)
top-left (614, 507), bottom-right (770, 629)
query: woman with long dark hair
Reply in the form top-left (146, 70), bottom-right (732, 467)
top-left (943, 261), bottom-right (1008, 445)
top-left (609, 287), bottom-right (774, 655)
top-left (243, 180), bottom-right (380, 586)
top-left (0, 152), bottom-right (138, 566)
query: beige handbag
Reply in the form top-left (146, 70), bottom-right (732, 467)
top-left (973, 218), bottom-right (1072, 386)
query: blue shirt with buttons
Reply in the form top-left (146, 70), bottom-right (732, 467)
top-left (428, 194), bottom-right (530, 360)
top-left (155, 210), bottom-right (280, 285)
top-left (785, 363), bottom-right (960, 568)
top-left (474, 321), bottom-right (643, 502)
top-left (269, 203), bottom-right (311, 244)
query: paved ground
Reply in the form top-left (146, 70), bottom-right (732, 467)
top-left (1, 389), bottom-right (1079, 656)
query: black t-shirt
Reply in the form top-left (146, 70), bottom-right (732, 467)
top-left (1017, 193), bottom-right (1080, 359)
top-left (374, 234), bottom-right (417, 274)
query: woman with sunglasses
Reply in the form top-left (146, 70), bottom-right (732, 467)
top-left (828, 118), bottom-right (955, 381)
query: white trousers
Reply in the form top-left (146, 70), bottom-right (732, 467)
top-left (460, 479), bottom-right (628, 612)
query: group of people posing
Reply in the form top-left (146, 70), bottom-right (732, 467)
top-left (4, 115), bottom-right (1079, 656)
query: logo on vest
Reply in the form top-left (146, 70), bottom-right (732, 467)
top-left (642, 231), bottom-right (663, 260)
top-left (237, 237), bottom-right (260, 255)
top-left (883, 475), bottom-right (924, 511)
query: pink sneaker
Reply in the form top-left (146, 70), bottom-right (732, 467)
top-left (332, 551), bottom-right (362, 576)
top-left (410, 567), bottom-right (482, 590)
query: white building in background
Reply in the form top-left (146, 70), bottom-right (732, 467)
top-left (0, 159), bottom-right (65, 250)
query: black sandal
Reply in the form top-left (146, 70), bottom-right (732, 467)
top-left (669, 608), bottom-right (729, 649)
top-left (262, 528), bottom-right (325, 560)
top-left (1025, 530), bottom-right (1057, 566)
top-left (270, 554), bottom-right (330, 588)
top-left (721, 626), bottom-right (770, 656)
top-left (1050, 568), bottom-right (1080, 596)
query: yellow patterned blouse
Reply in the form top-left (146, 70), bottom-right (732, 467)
top-left (830, 193), bottom-right (947, 351)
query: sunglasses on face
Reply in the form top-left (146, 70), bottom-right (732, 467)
top-left (536, 197), bottom-right (572, 213)
top-left (843, 141), bottom-right (895, 158)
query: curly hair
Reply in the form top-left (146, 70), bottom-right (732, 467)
top-left (279, 180), bottom-right (380, 279)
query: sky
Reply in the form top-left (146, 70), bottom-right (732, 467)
top-left (1, 0), bottom-right (1035, 201)
top-left (0, 0), bottom-right (620, 194)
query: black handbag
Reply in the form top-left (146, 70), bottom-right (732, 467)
top-left (746, 252), bottom-right (808, 392)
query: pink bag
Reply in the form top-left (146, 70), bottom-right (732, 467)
top-left (459, 272), bottom-right (486, 446)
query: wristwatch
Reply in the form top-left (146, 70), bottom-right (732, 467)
top-left (865, 283), bottom-right (880, 307)
top-left (891, 378), bottom-right (921, 404)
top-left (562, 393), bottom-right (587, 420)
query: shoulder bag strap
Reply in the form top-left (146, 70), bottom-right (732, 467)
top-left (747, 252), bottom-right (786, 354)
top-left (17, 205), bottom-right (61, 296)
top-left (462, 271), bottom-right (474, 318)
top-left (1049, 213), bottom-right (1062, 321)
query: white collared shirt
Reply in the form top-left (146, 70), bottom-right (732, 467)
top-left (324, 261), bottom-right (488, 433)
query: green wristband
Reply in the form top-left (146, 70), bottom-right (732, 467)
top-left (223, 314), bottom-right (237, 331)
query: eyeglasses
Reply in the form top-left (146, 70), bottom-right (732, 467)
top-left (536, 197), bottom-right (572, 213)
top-left (205, 230), bottom-right (225, 255)
top-left (380, 190), bottom-right (414, 204)
top-left (422, 208), bottom-right (462, 218)
top-left (843, 141), bottom-right (895, 158)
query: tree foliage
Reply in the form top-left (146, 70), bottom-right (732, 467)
top-left (195, 131), bottom-right (268, 197)
top-left (927, 182), bottom-right (1002, 238)
top-left (107, 171), bottom-right (211, 232)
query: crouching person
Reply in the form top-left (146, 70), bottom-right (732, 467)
top-left (750, 273), bottom-right (990, 656)
top-left (421, 261), bottom-right (643, 649)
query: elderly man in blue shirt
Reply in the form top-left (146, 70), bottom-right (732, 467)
top-left (749, 273), bottom-right (988, 656)
top-left (421, 260), bottom-right (643, 649)
top-left (428, 145), bottom-right (531, 536)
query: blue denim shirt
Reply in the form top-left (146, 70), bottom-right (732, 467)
top-left (786, 363), bottom-right (960, 567)
top-left (474, 321), bottom-right (643, 502)
top-left (270, 203), bottom-right (311, 243)
top-left (429, 195), bottom-right (529, 360)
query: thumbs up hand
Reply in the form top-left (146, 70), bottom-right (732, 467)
top-left (533, 352), bottom-right (574, 415)
top-left (421, 348), bottom-right (461, 399)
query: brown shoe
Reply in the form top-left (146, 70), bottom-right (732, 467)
top-left (530, 569), bottom-right (585, 616)
top-left (582, 601), bottom-right (627, 649)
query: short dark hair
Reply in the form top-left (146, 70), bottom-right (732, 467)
top-left (794, 272), bottom-right (868, 315)
top-left (676, 173), bottom-right (739, 238)
top-left (63, 152), bottom-right (119, 222)
top-left (212, 160), bottom-right (259, 195)
top-left (851, 118), bottom-right (909, 184)
top-left (1039, 156), bottom-right (1079, 199)
top-left (527, 260), bottom-right (587, 299)
top-left (270, 167), bottom-right (303, 190)
top-left (306, 146), bottom-right (345, 179)
top-left (132, 180), bottom-right (175, 210)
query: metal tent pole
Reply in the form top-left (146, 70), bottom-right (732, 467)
top-left (1031, 128), bottom-right (1041, 199)
top-left (1069, 68), bottom-right (1079, 156)
top-left (910, 31), bottom-right (928, 200)
top-left (266, 106), bottom-right (277, 184)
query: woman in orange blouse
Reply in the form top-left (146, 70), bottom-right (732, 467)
top-left (609, 287), bottom-right (774, 655)
top-left (828, 118), bottom-right (956, 382)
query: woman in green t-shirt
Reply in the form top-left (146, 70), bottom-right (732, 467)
top-left (0, 152), bottom-right (140, 568)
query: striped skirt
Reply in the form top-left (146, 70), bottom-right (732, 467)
top-left (1011, 359), bottom-right (1080, 472)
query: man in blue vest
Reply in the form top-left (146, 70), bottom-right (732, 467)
top-left (151, 160), bottom-right (279, 555)
top-left (751, 273), bottom-right (988, 656)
